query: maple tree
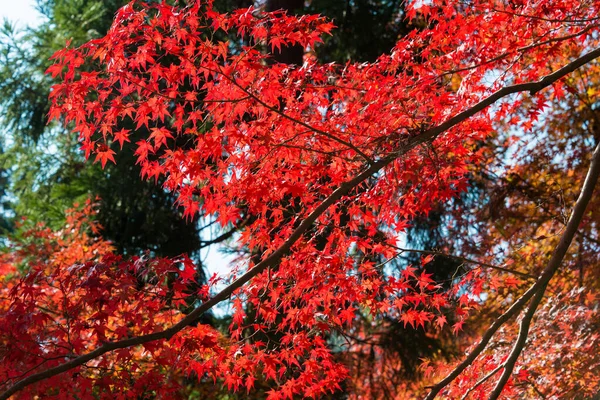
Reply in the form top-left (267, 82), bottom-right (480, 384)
top-left (1, 0), bottom-right (600, 398)
top-left (0, 0), bottom-right (208, 262)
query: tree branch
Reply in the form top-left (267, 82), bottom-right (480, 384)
top-left (460, 364), bottom-right (503, 400)
top-left (199, 215), bottom-right (251, 248)
top-left (1, 46), bottom-right (599, 400)
top-left (206, 62), bottom-right (376, 165)
top-left (438, 24), bottom-right (599, 78)
top-left (424, 136), bottom-right (600, 400)
top-left (389, 246), bottom-right (535, 279)
top-left (487, 141), bottom-right (600, 400)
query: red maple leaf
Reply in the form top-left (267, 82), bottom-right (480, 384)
top-left (94, 146), bottom-right (116, 168)
top-left (113, 128), bottom-right (131, 149)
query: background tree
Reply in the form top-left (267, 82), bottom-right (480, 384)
top-left (0, 0), bottom-right (206, 259)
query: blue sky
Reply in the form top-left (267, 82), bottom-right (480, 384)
top-left (0, 0), bottom-right (42, 28)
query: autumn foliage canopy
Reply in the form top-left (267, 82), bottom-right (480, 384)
top-left (1, 0), bottom-right (600, 398)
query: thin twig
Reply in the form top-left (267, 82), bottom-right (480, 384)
top-left (222, 72), bottom-right (376, 165)
top-left (437, 24), bottom-right (599, 79)
top-left (389, 246), bottom-right (535, 279)
top-left (460, 364), bottom-right (503, 400)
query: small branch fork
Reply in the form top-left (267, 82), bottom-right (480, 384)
top-left (1, 47), bottom-right (599, 400)
top-left (460, 364), bottom-right (503, 400)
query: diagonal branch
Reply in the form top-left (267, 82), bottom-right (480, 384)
top-left (222, 71), bottom-right (376, 165)
top-left (438, 24), bottom-right (599, 78)
top-left (486, 141), bottom-right (600, 400)
top-left (1, 47), bottom-right (599, 400)
top-left (424, 132), bottom-right (600, 400)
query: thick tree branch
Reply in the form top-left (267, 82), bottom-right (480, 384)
top-left (424, 128), bottom-right (600, 400)
top-left (1, 47), bottom-right (599, 400)
top-left (487, 141), bottom-right (600, 400)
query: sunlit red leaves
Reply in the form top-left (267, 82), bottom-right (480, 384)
top-left (94, 145), bottom-right (116, 168)
top-left (113, 128), bottom-right (131, 149)
top-left (31, 0), bottom-right (600, 397)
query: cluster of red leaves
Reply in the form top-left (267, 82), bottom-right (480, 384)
top-left (0, 201), bottom-right (227, 398)
top-left (3, 0), bottom-right (599, 397)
